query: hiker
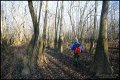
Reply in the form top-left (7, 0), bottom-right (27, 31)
top-left (70, 37), bottom-right (83, 67)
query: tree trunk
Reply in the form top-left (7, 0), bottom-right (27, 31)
top-left (68, 1), bottom-right (75, 38)
top-left (93, 1), bottom-right (112, 76)
top-left (58, 1), bottom-right (64, 52)
top-left (89, 1), bottom-right (98, 54)
top-left (39, 1), bottom-right (48, 64)
top-left (22, 1), bottom-right (42, 77)
top-left (54, 1), bottom-right (59, 49)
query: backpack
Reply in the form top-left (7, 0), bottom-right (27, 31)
top-left (74, 47), bottom-right (81, 54)
top-left (74, 42), bottom-right (80, 48)
top-left (70, 43), bottom-right (76, 50)
top-left (70, 42), bottom-right (79, 50)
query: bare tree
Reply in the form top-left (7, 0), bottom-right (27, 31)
top-left (22, 1), bottom-right (42, 76)
top-left (78, 1), bottom-right (89, 39)
top-left (54, 1), bottom-right (59, 48)
top-left (39, 1), bottom-right (48, 63)
top-left (58, 1), bottom-right (64, 52)
top-left (89, 1), bottom-right (98, 53)
top-left (93, 1), bottom-right (112, 75)
top-left (68, 1), bottom-right (75, 38)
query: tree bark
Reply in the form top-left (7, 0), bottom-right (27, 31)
top-left (58, 1), bottom-right (64, 52)
top-left (93, 1), bottom-right (112, 76)
top-left (54, 1), bottom-right (59, 49)
top-left (89, 1), bottom-right (98, 54)
top-left (22, 1), bottom-right (42, 77)
top-left (39, 1), bottom-right (48, 64)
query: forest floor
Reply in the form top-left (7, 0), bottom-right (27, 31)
top-left (38, 48), bottom-right (95, 79)
top-left (37, 46), bottom-right (119, 79)
top-left (1, 40), bottom-right (119, 79)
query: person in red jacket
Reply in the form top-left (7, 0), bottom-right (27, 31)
top-left (73, 43), bottom-right (81, 67)
top-left (70, 37), bottom-right (83, 67)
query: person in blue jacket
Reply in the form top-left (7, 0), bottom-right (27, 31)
top-left (70, 37), bottom-right (83, 51)
top-left (70, 36), bottom-right (83, 66)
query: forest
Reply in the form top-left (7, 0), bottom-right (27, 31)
top-left (1, 1), bottom-right (119, 79)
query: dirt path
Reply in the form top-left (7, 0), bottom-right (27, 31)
top-left (38, 40), bottom-right (119, 79)
top-left (38, 48), bottom-right (95, 79)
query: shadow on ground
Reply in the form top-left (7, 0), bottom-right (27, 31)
top-left (45, 48), bottom-right (97, 78)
